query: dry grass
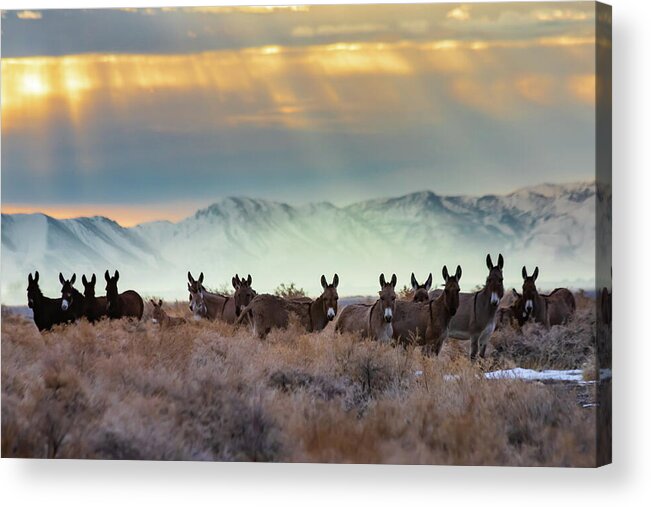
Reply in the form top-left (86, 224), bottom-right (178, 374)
top-left (1, 299), bottom-right (597, 466)
top-left (490, 291), bottom-right (596, 371)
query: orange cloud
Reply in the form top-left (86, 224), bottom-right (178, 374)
top-left (567, 74), bottom-right (596, 104)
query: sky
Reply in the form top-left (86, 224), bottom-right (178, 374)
top-left (1, 3), bottom-right (597, 226)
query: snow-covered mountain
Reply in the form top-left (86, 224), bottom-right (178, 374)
top-left (1, 181), bottom-right (598, 304)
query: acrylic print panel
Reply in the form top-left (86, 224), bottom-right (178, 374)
top-left (0, 2), bottom-right (611, 466)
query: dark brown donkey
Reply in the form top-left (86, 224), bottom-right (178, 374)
top-left (81, 274), bottom-right (108, 323)
top-left (104, 270), bottom-right (144, 320)
top-left (232, 274), bottom-right (257, 318)
top-left (445, 253), bottom-right (505, 360)
top-left (187, 271), bottom-right (237, 323)
top-left (59, 273), bottom-right (85, 323)
top-left (410, 273), bottom-right (433, 302)
top-left (512, 267), bottom-right (576, 328)
top-left (335, 273), bottom-right (397, 342)
top-left (394, 266), bottom-right (461, 355)
top-left (237, 274), bottom-right (339, 339)
top-left (27, 271), bottom-right (67, 332)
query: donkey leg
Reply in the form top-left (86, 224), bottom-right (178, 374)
top-left (478, 331), bottom-right (492, 358)
top-left (470, 335), bottom-right (479, 361)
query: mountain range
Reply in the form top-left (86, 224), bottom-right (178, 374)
top-left (1, 181), bottom-right (598, 305)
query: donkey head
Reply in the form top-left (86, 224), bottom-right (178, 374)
top-left (378, 273), bottom-right (397, 323)
top-left (441, 265), bottom-right (462, 316)
top-left (150, 299), bottom-right (165, 324)
top-left (187, 271), bottom-right (207, 316)
top-left (59, 272), bottom-right (77, 311)
top-left (104, 270), bottom-right (120, 310)
top-left (82, 274), bottom-right (97, 299)
top-left (410, 272), bottom-right (432, 302)
top-left (521, 266), bottom-right (540, 317)
top-left (233, 274), bottom-right (256, 317)
top-left (27, 271), bottom-right (41, 308)
top-left (485, 253), bottom-right (505, 306)
top-left (320, 274), bottom-right (339, 321)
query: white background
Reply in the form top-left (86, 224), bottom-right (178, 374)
top-left (0, 0), bottom-right (649, 504)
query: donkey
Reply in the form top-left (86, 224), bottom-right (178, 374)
top-left (410, 273), bottom-right (433, 302)
top-left (237, 274), bottom-right (339, 339)
top-left (511, 267), bottom-right (576, 328)
top-left (394, 266), bottom-right (462, 354)
top-left (187, 271), bottom-right (237, 323)
top-left (26, 271), bottom-right (66, 332)
top-left (150, 299), bottom-right (187, 328)
top-left (81, 274), bottom-right (108, 323)
top-left (232, 274), bottom-right (257, 318)
top-left (444, 254), bottom-right (505, 360)
top-left (59, 273), bottom-right (85, 323)
top-left (104, 270), bottom-right (144, 320)
top-left (335, 273), bottom-right (397, 343)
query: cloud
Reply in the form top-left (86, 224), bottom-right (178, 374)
top-left (447, 5), bottom-right (471, 21)
top-left (292, 23), bottom-right (387, 38)
top-left (16, 10), bottom-right (41, 20)
top-left (121, 6), bottom-right (310, 16)
top-left (567, 74), bottom-right (596, 104)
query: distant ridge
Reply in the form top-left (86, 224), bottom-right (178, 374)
top-left (1, 181), bottom-right (599, 304)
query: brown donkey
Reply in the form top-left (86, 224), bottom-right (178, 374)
top-left (150, 299), bottom-right (187, 327)
top-left (187, 271), bottom-right (237, 323)
top-left (232, 274), bottom-right (257, 318)
top-left (237, 274), bottom-right (339, 339)
top-left (445, 253), bottom-right (505, 360)
top-left (511, 272), bottom-right (575, 329)
top-left (104, 270), bottom-right (144, 320)
top-left (335, 273), bottom-right (397, 342)
top-left (59, 273), bottom-right (85, 323)
top-left (81, 274), bottom-right (108, 323)
top-left (27, 271), bottom-right (67, 332)
top-left (410, 272), bottom-right (433, 302)
top-left (394, 266), bottom-right (461, 354)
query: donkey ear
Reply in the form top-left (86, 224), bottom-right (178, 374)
top-left (188, 271), bottom-right (194, 284)
top-left (59, 273), bottom-right (65, 285)
top-left (332, 274), bottom-right (339, 288)
top-left (70, 274), bottom-right (76, 285)
top-left (188, 283), bottom-right (192, 291)
top-left (522, 266), bottom-right (528, 279)
top-left (533, 267), bottom-right (539, 281)
top-left (247, 274), bottom-right (252, 286)
top-left (321, 275), bottom-right (328, 289)
top-left (455, 265), bottom-right (462, 280)
top-left (486, 254), bottom-right (494, 270)
top-left (198, 272), bottom-right (204, 284)
top-left (92, 273), bottom-right (96, 284)
top-left (512, 288), bottom-right (521, 298)
top-left (105, 270), bottom-right (110, 282)
top-left (498, 254), bottom-right (504, 270)
top-left (82, 274), bottom-right (88, 285)
top-left (114, 270), bottom-right (119, 281)
top-left (159, 299), bottom-right (163, 307)
top-left (150, 299), bottom-right (156, 306)
top-left (442, 266), bottom-right (449, 282)
top-left (232, 276), bottom-right (238, 289)
top-left (28, 273), bottom-right (33, 283)
top-left (410, 273), bottom-right (418, 290)
top-left (34, 271), bottom-right (39, 283)
top-left (425, 273), bottom-right (433, 291)
top-left (379, 273), bottom-right (386, 287)
top-left (390, 274), bottom-right (397, 288)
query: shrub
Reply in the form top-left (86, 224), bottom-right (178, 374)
top-left (274, 282), bottom-right (306, 298)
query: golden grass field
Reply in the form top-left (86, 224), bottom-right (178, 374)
top-left (1, 293), bottom-right (601, 465)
